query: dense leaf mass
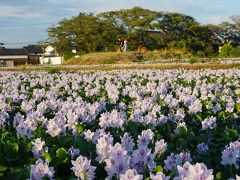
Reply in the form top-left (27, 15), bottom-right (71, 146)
top-left (48, 7), bottom-right (240, 58)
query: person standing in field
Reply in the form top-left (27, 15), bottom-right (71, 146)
top-left (122, 39), bottom-right (128, 52)
top-left (117, 38), bottom-right (124, 52)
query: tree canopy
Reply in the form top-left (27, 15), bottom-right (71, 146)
top-left (47, 7), bottom-right (240, 57)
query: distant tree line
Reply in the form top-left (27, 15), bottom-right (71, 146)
top-left (47, 7), bottom-right (240, 58)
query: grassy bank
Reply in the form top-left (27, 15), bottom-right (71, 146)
top-left (64, 51), bottom-right (171, 65)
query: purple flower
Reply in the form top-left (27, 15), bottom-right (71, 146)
top-left (120, 169), bottom-right (143, 180)
top-left (174, 162), bottom-right (213, 180)
top-left (150, 172), bottom-right (170, 180)
top-left (31, 138), bottom-right (45, 158)
top-left (155, 139), bottom-right (167, 155)
top-left (30, 159), bottom-right (55, 180)
top-left (68, 146), bottom-right (80, 158)
top-left (197, 143), bottom-right (209, 153)
top-left (71, 155), bottom-right (96, 180)
top-left (202, 116), bottom-right (217, 130)
top-left (221, 140), bottom-right (240, 169)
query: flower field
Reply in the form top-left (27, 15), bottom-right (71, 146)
top-left (0, 69), bottom-right (239, 179)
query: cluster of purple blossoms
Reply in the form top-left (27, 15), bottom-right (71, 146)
top-left (221, 140), bottom-right (240, 169)
top-left (120, 169), bottom-right (143, 180)
top-left (164, 152), bottom-right (192, 171)
top-left (31, 138), bottom-right (46, 158)
top-left (201, 116), bottom-right (217, 130)
top-left (150, 172), bottom-right (170, 180)
top-left (99, 109), bottom-right (127, 129)
top-left (29, 159), bottom-right (55, 180)
top-left (197, 143), bottom-right (209, 153)
top-left (71, 155), bottom-right (96, 180)
top-left (174, 162), bottom-right (214, 180)
top-left (105, 143), bottom-right (129, 179)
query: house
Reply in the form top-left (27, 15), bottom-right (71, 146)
top-left (0, 44), bottom-right (63, 67)
top-left (0, 47), bottom-right (28, 67)
top-left (39, 45), bottom-right (63, 65)
top-left (0, 45), bottom-right (46, 67)
top-left (23, 45), bottom-right (44, 64)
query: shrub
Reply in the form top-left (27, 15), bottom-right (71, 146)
top-left (46, 67), bottom-right (60, 74)
top-left (196, 51), bottom-right (205, 58)
top-left (219, 43), bottom-right (234, 58)
top-left (159, 48), bottom-right (192, 59)
top-left (189, 57), bottom-right (199, 64)
top-left (230, 45), bottom-right (240, 57)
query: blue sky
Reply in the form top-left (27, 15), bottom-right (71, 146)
top-left (0, 0), bottom-right (239, 48)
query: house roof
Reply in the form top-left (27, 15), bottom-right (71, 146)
top-left (23, 45), bottom-right (44, 54)
top-left (0, 48), bottom-right (27, 56)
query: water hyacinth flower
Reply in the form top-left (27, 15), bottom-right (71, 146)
top-left (46, 119), bottom-right (62, 137)
top-left (68, 146), bottom-right (80, 159)
top-left (121, 133), bottom-right (135, 153)
top-left (99, 109), bottom-right (127, 129)
top-left (137, 129), bottom-right (154, 147)
top-left (29, 159), bottom-right (55, 180)
top-left (202, 116), bottom-right (217, 130)
top-left (155, 139), bottom-right (167, 155)
top-left (174, 162), bottom-right (214, 180)
top-left (197, 143), bottom-right (209, 153)
top-left (105, 143), bottom-right (129, 179)
top-left (0, 110), bottom-right (9, 128)
top-left (71, 155), bottom-right (96, 180)
top-left (130, 146), bottom-right (156, 173)
top-left (164, 152), bottom-right (192, 171)
top-left (83, 130), bottom-right (95, 142)
top-left (150, 172), bottom-right (170, 180)
top-left (96, 135), bottom-right (113, 162)
top-left (221, 140), bottom-right (240, 169)
top-left (31, 138), bottom-right (45, 158)
top-left (120, 169), bottom-right (143, 180)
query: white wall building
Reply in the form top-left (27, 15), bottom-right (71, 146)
top-left (40, 45), bottom-right (63, 65)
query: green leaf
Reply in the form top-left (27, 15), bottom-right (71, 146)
top-left (216, 171), bottom-right (222, 180)
top-left (60, 136), bottom-right (74, 146)
top-left (154, 166), bottom-right (163, 173)
top-left (76, 124), bottom-right (85, 134)
top-left (236, 102), bottom-right (240, 110)
top-left (10, 167), bottom-right (22, 173)
top-left (74, 136), bottom-right (88, 156)
top-left (196, 114), bottom-right (202, 121)
top-left (3, 141), bottom-right (19, 155)
top-left (179, 127), bottom-right (188, 136)
top-left (56, 148), bottom-right (68, 160)
top-left (0, 165), bottom-right (7, 172)
top-left (44, 152), bottom-right (52, 162)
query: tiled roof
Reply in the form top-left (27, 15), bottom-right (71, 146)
top-left (23, 45), bottom-right (44, 54)
top-left (0, 48), bottom-right (27, 56)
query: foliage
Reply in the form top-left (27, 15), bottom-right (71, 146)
top-left (219, 43), bottom-right (234, 57)
top-left (189, 57), bottom-right (199, 64)
top-left (158, 48), bottom-right (192, 59)
top-left (230, 45), bottom-right (240, 57)
top-left (47, 7), bottom-right (240, 57)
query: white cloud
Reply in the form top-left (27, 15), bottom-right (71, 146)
top-left (0, 4), bottom-right (42, 18)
